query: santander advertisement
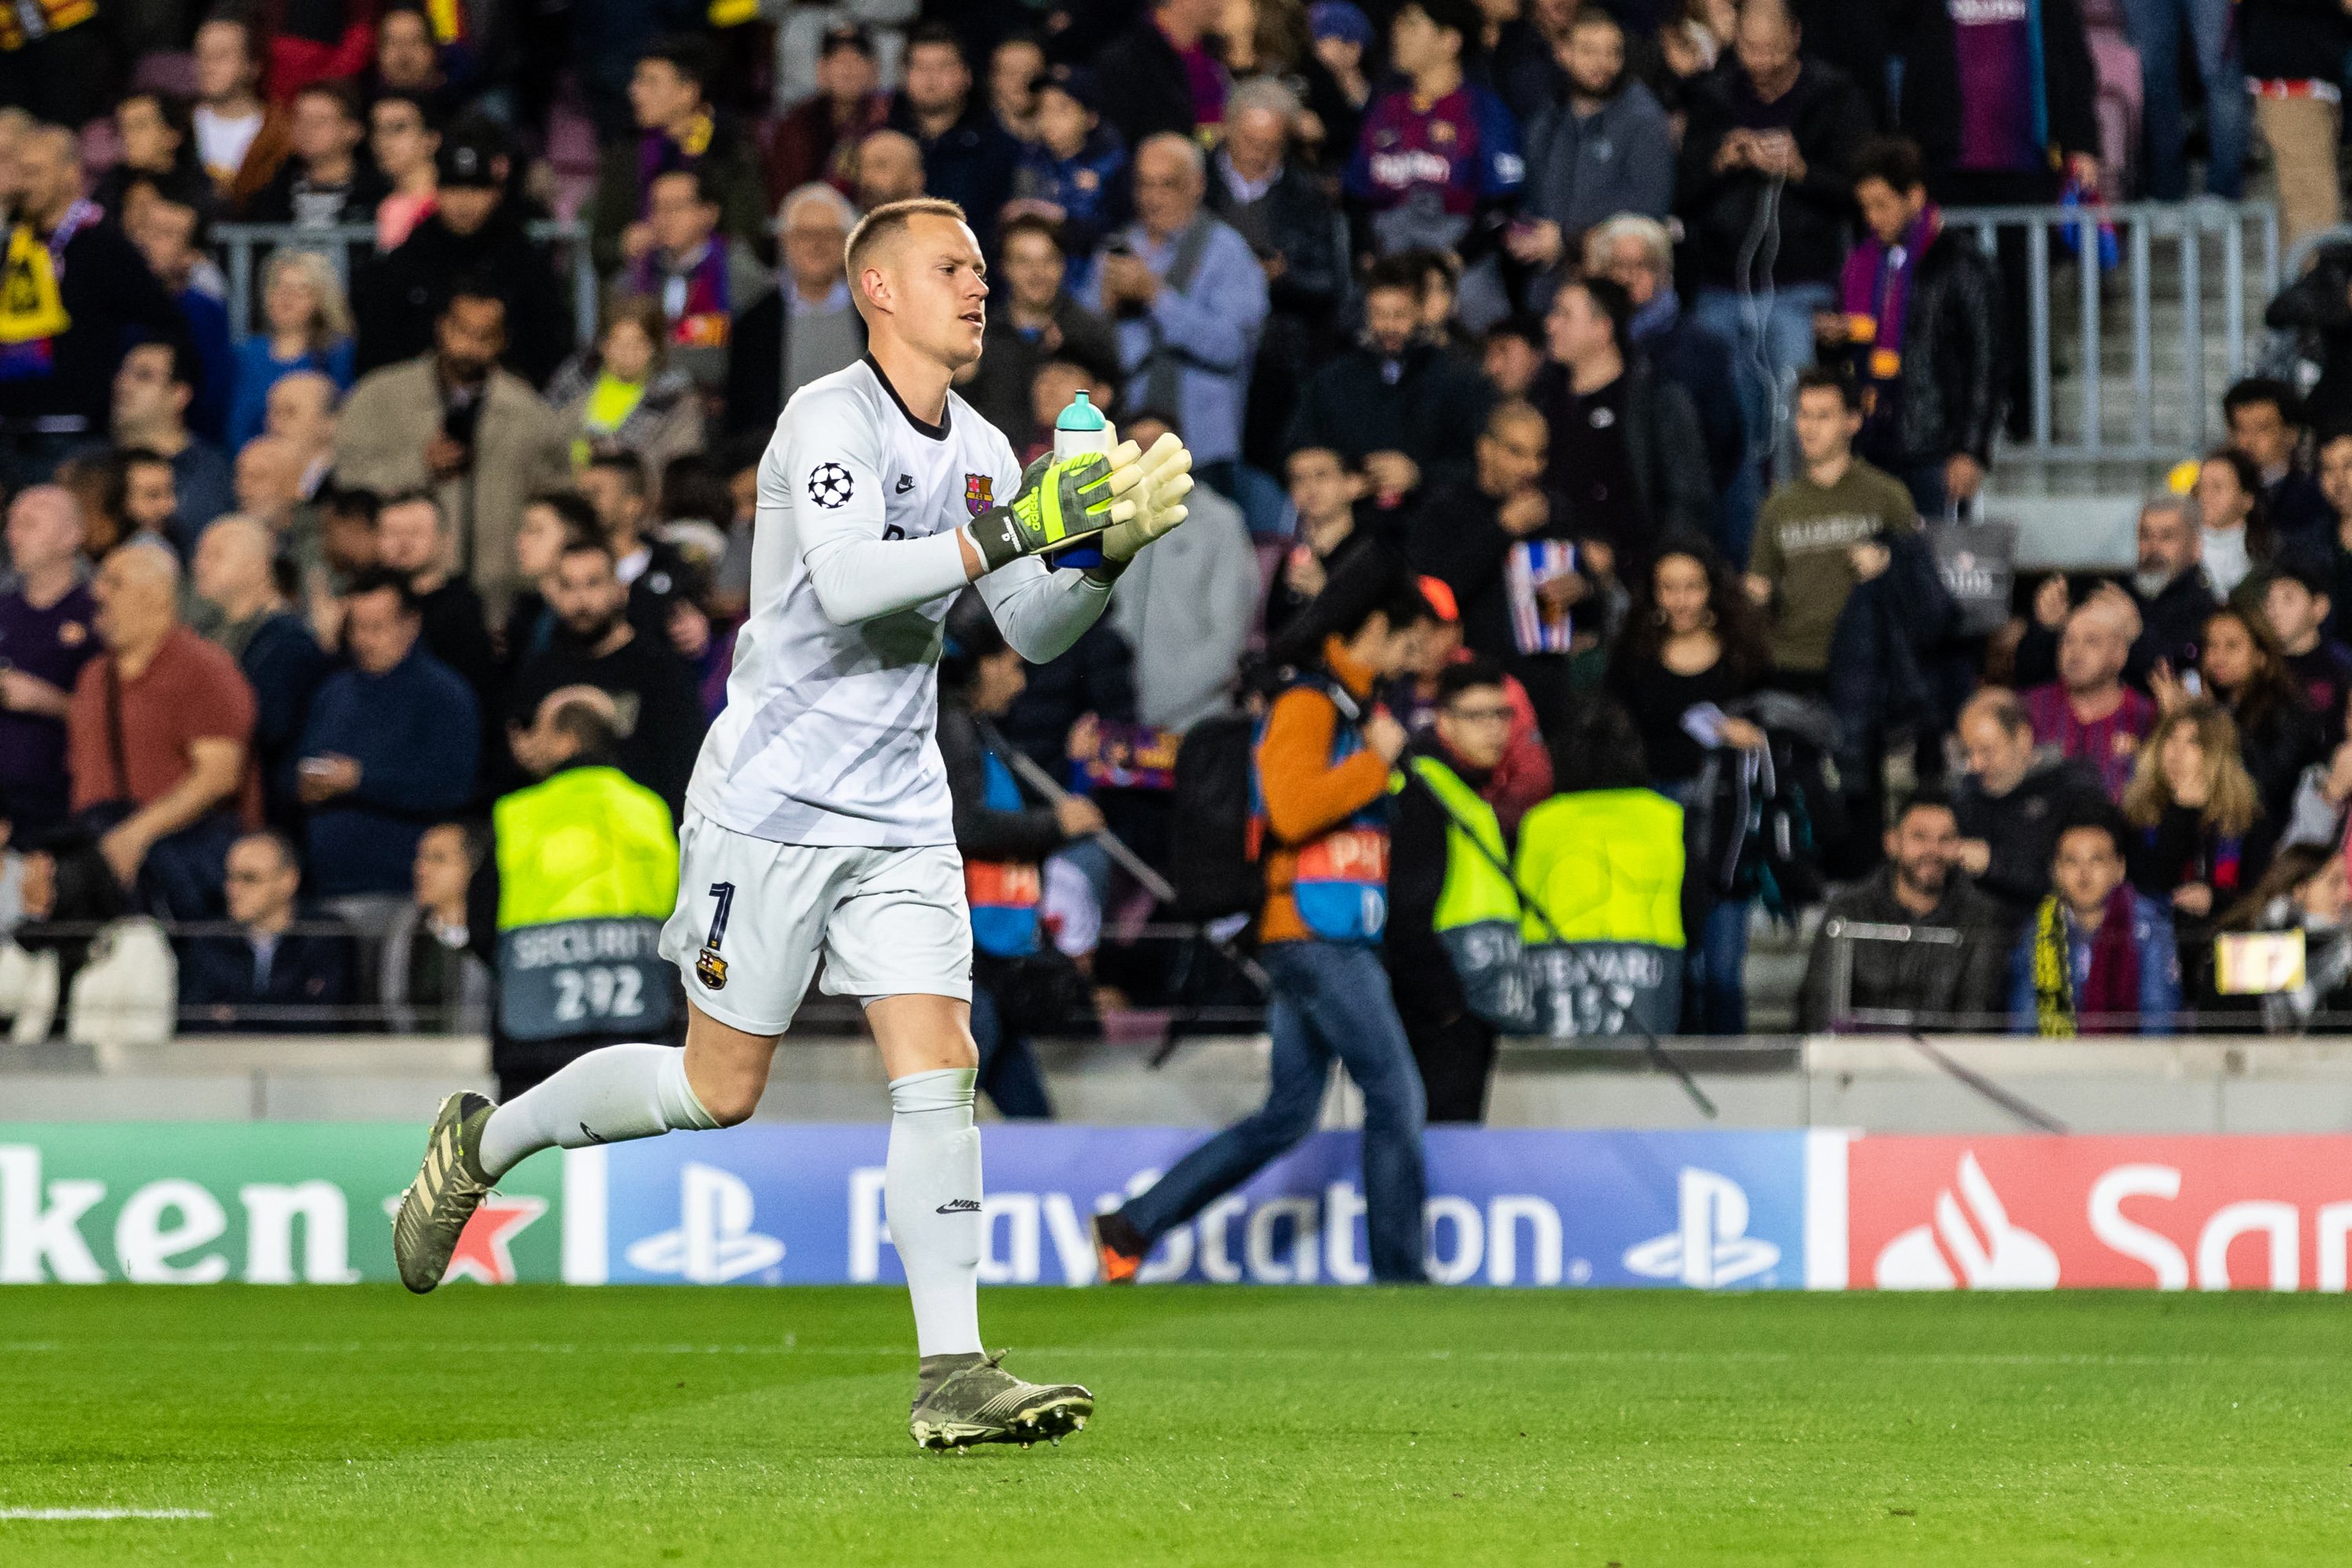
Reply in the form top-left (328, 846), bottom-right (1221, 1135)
top-left (1845, 1135), bottom-right (2352, 1291)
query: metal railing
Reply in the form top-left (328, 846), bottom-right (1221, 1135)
top-left (1942, 199), bottom-right (2280, 464)
top-left (210, 219), bottom-right (603, 354)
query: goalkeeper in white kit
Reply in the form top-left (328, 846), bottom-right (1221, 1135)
top-left (393, 197), bottom-right (1193, 1450)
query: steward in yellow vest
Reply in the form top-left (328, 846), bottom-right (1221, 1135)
top-left (482, 692), bottom-right (680, 1094)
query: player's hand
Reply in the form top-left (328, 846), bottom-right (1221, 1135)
top-left (968, 449), bottom-right (1141, 572)
top-left (1099, 432), bottom-right (1195, 564)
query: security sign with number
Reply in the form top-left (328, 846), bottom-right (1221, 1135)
top-left (496, 916), bottom-right (676, 1042)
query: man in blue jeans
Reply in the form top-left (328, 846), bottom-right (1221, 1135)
top-left (1094, 577), bottom-right (1432, 1283)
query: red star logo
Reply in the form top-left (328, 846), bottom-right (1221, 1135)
top-left (382, 1193), bottom-right (547, 1285)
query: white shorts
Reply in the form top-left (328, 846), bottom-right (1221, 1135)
top-left (657, 811), bottom-right (973, 1036)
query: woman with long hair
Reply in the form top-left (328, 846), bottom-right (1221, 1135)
top-left (227, 249), bottom-right (356, 447)
top-left (2192, 447), bottom-right (2274, 596)
top-left (2180, 604), bottom-right (2327, 823)
top-left (546, 293), bottom-right (706, 495)
top-left (1608, 535), bottom-right (1774, 1033)
top-left (2122, 700), bottom-right (2270, 951)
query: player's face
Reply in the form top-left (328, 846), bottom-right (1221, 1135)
top-left (871, 214), bottom-right (990, 369)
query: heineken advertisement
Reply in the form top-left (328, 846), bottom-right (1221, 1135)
top-left (0, 1124), bottom-right (565, 1285)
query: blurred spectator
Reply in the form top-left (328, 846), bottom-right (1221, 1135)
top-left (2024, 593), bottom-right (2158, 800)
top-left (1105, 409), bottom-right (1259, 732)
top-left (937, 604), bottom-right (1092, 1119)
top-left (1098, 0), bottom-right (1230, 151)
top-left (102, 448), bottom-right (186, 559)
top-left (1000, 614), bottom-right (1138, 780)
top-left (1267, 445), bottom-right (1379, 647)
top-left (1288, 253), bottom-right (1488, 507)
top-left (368, 5), bottom-right (458, 120)
top-left (2101, 495), bottom-right (2216, 681)
top-left (618, 166), bottom-right (778, 403)
top-left (1011, 67), bottom-right (1131, 283)
top-left (1583, 214), bottom-right (1747, 554)
top-left (368, 91), bottom-right (441, 252)
top-left (2011, 803), bottom-right (2183, 1033)
top-left (888, 26), bottom-right (1020, 238)
top-left (0, 127), bottom-right (192, 488)
top-left (2263, 563), bottom-right (2352, 742)
top-left (264, 0), bottom-right (375, 102)
top-left (963, 214), bottom-right (1120, 441)
top-left (299, 486), bottom-right (381, 620)
top-left (1410, 397), bottom-right (1559, 683)
top-left (191, 14), bottom-right (291, 210)
top-left (2307, 431), bottom-right (2352, 641)
top-left (1530, 273), bottom-right (1713, 557)
top-left (0, 0), bottom-right (114, 129)
top-left (1743, 371), bottom-right (1915, 686)
top-left (1678, 0), bottom-right (1871, 492)
top-left (248, 80), bottom-right (388, 239)
top-left (118, 176), bottom-right (234, 446)
top-left (1308, 0), bottom-right (1375, 161)
top-left (0, 486), bottom-right (96, 837)
top-left (548, 295), bottom-right (706, 484)
top-left (1508, 9), bottom-right (1675, 295)
top-left (2122, 699), bottom-right (2270, 935)
top-left (1798, 788), bottom-right (2013, 1030)
top-left (769, 182), bottom-right (865, 411)
top-left (336, 286), bottom-right (572, 611)
top-left (1084, 133), bottom-right (1269, 487)
top-left (227, 250), bottom-right (357, 452)
top-left (372, 492), bottom-right (498, 706)
top-left (1096, 578), bottom-right (1427, 1286)
top-left (267, 372), bottom-right (340, 499)
top-left (108, 342), bottom-right (234, 553)
top-left (2125, 0), bottom-right (2246, 201)
top-left (504, 535), bottom-right (706, 818)
top-left (2192, 447), bottom-right (2273, 599)
top-left (2223, 378), bottom-right (2329, 549)
top-left (180, 830), bottom-right (352, 1033)
top-left (499, 492), bottom-right (601, 671)
top-left (230, 435), bottom-right (307, 553)
top-left (381, 820), bottom-right (492, 1033)
top-left (1388, 659), bottom-right (1516, 1120)
top-left (1951, 686), bottom-right (2108, 920)
top-left (1383, 577), bottom-right (1553, 829)
top-left (2216, 842), bottom-right (2352, 1033)
top-left (93, 93), bottom-right (205, 223)
top-left (989, 33), bottom-right (1046, 139)
top-left (764, 21), bottom-right (891, 205)
top-left (1835, 137), bottom-right (2002, 520)
top-left (355, 125), bottom-right (575, 386)
top-left (2173, 605), bottom-right (2325, 826)
top-left (578, 452), bottom-right (706, 657)
top-left (2243, 0), bottom-right (2351, 250)
top-left (296, 569), bottom-right (479, 898)
top-left (852, 128), bottom-right (927, 212)
top-left (190, 514), bottom-right (330, 830)
top-left (1345, 0), bottom-right (1523, 289)
top-left (592, 35), bottom-right (769, 278)
top-left (1479, 317), bottom-right (1543, 398)
top-left (66, 542), bottom-right (256, 919)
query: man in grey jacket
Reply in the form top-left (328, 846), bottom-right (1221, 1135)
top-left (1505, 9), bottom-right (1675, 304)
top-left (1105, 410), bottom-right (1260, 732)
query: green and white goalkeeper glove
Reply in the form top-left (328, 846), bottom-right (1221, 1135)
top-left (969, 450), bottom-right (1146, 572)
top-left (1098, 432), bottom-right (1194, 564)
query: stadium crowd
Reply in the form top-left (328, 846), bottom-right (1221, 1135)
top-left (7, 0), bottom-right (2352, 1119)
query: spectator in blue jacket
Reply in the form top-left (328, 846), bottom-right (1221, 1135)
top-left (191, 515), bottom-right (330, 829)
top-left (1010, 66), bottom-right (1129, 294)
top-left (294, 570), bottom-right (478, 898)
top-left (227, 249), bottom-right (355, 452)
top-left (180, 829), bottom-right (354, 1032)
top-left (1083, 132), bottom-right (1269, 490)
top-left (888, 24), bottom-right (1020, 242)
top-left (2009, 804), bottom-right (2183, 1035)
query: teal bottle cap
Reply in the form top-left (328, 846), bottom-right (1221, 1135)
top-left (1055, 390), bottom-right (1107, 431)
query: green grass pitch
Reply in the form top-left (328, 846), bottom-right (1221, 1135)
top-left (2, 1286), bottom-right (2347, 1565)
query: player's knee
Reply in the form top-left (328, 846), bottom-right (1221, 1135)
top-left (699, 1076), bottom-right (765, 1127)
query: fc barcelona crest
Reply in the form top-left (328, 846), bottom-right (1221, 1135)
top-left (965, 473), bottom-right (993, 517)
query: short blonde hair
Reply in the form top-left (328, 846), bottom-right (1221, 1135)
top-left (844, 196), bottom-right (970, 282)
top-left (262, 249), bottom-right (354, 352)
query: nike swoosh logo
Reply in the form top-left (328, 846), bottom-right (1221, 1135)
top-left (935, 1199), bottom-right (981, 1214)
top-left (895, 475), bottom-right (914, 493)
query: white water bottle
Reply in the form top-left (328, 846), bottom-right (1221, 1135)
top-left (1051, 390), bottom-right (1109, 567)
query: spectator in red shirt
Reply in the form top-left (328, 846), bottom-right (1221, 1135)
top-left (2023, 593), bottom-right (2158, 801)
top-left (764, 22), bottom-right (889, 206)
top-left (65, 539), bottom-right (257, 918)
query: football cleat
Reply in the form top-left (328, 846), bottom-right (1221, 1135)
top-left (1092, 1212), bottom-right (1145, 1285)
top-left (909, 1352), bottom-right (1094, 1450)
top-left (391, 1091), bottom-right (495, 1294)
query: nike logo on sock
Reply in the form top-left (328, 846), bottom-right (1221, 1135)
top-left (935, 1198), bottom-right (981, 1214)
top-left (579, 1123), bottom-right (608, 1145)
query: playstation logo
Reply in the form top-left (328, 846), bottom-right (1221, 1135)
top-left (624, 1162), bottom-right (786, 1283)
top-left (1622, 1167), bottom-right (1780, 1288)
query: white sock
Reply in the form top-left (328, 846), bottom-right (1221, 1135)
top-left (885, 1068), bottom-right (983, 1359)
top-left (477, 1044), bottom-right (720, 1179)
